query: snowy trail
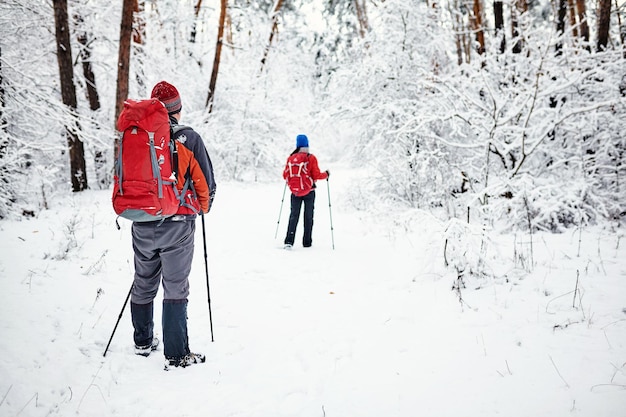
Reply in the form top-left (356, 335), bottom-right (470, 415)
top-left (0, 168), bottom-right (625, 416)
top-left (96, 171), bottom-right (445, 417)
top-left (177, 172), bottom-right (446, 416)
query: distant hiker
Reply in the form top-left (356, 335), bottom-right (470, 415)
top-left (129, 81), bottom-right (217, 369)
top-left (283, 134), bottom-right (329, 249)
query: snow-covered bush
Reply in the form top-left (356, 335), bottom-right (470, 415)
top-left (319, 0), bottom-right (625, 231)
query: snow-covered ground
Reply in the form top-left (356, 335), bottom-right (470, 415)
top-left (0, 168), bottom-right (625, 417)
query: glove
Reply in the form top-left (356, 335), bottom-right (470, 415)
top-left (325, 170), bottom-right (330, 178)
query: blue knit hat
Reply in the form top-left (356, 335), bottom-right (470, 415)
top-left (296, 134), bottom-right (309, 148)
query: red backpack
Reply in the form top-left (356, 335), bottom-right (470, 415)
top-left (285, 153), bottom-right (313, 197)
top-left (112, 99), bottom-right (180, 222)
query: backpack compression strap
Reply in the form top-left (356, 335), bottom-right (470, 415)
top-left (288, 161), bottom-right (306, 177)
top-left (147, 132), bottom-right (166, 198)
top-left (288, 153), bottom-right (311, 176)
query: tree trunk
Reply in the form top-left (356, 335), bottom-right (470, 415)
top-left (53, 0), bottom-right (88, 192)
top-left (354, 0), bottom-right (370, 38)
top-left (115, 0), bottom-right (134, 153)
top-left (462, 27), bottom-right (471, 63)
top-left (0, 45), bottom-right (5, 134)
top-left (75, 13), bottom-right (108, 189)
top-left (132, 0), bottom-right (145, 45)
top-left (568, 0), bottom-right (578, 38)
top-left (207, 0), bottom-right (227, 111)
top-left (191, 0), bottom-right (203, 43)
top-left (511, 0), bottom-right (526, 53)
top-left (471, 0), bottom-right (485, 55)
top-left (455, 29), bottom-right (463, 65)
top-left (0, 45), bottom-right (13, 216)
top-left (133, 0), bottom-right (146, 94)
top-left (260, 0), bottom-right (285, 72)
top-left (493, 1), bottom-right (505, 53)
top-left (555, 0), bottom-right (567, 55)
top-left (596, 0), bottom-right (611, 51)
top-left (75, 15), bottom-right (100, 111)
top-left (575, 0), bottom-right (590, 49)
top-left (620, 0), bottom-right (626, 58)
top-left (452, 0), bottom-right (465, 65)
top-left (551, 0), bottom-right (568, 118)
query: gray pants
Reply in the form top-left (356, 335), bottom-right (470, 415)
top-left (130, 219), bottom-right (196, 304)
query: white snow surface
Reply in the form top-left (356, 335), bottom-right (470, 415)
top-left (0, 168), bottom-right (625, 417)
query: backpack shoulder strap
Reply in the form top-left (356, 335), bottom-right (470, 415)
top-left (166, 125), bottom-right (178, 181)
top-left (169, 123), bottom-right (195, 179)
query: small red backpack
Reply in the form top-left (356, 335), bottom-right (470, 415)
top-left (285, 153), bottom-right (313, 197)
top-left (112, 99), bottom-right (180, 222)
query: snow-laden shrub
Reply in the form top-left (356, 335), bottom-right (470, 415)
top-left (320, 0), bottom-right (626, 231)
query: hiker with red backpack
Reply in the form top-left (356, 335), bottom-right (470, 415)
top-left (283, 134), bottom-right (329, 249)
top-left (113, 81), bottom-right (216, 370)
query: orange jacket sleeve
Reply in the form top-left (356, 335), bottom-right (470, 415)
top-left (176, 142), bottom-right (210, 213)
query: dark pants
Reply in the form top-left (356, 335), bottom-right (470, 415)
top-left (131, 299), bottom-right (190, 359)
top-left (284, 190), bottom-right (315, 247)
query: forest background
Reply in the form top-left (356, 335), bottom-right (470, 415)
top-left (0, 0), bottom-right (624, 232)
top-left (1, 2), bottom-right (625, 415)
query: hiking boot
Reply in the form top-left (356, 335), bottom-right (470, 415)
top-left (164, 352), bottom-right (206, 371)
top-left (135, 337), bottom-right (159, 357)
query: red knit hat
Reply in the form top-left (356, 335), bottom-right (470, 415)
top-left (151, 81), bottom-right (182, 114)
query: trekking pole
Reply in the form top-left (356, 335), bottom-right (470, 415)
top-left (326, 178), bottom-right (335, 250)
top-left (201, 212), bottom-right (215, 342)
top-left (103, 283), bottom-right (133, 357)
top-left (274, 182), bottom-right (287, 239)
